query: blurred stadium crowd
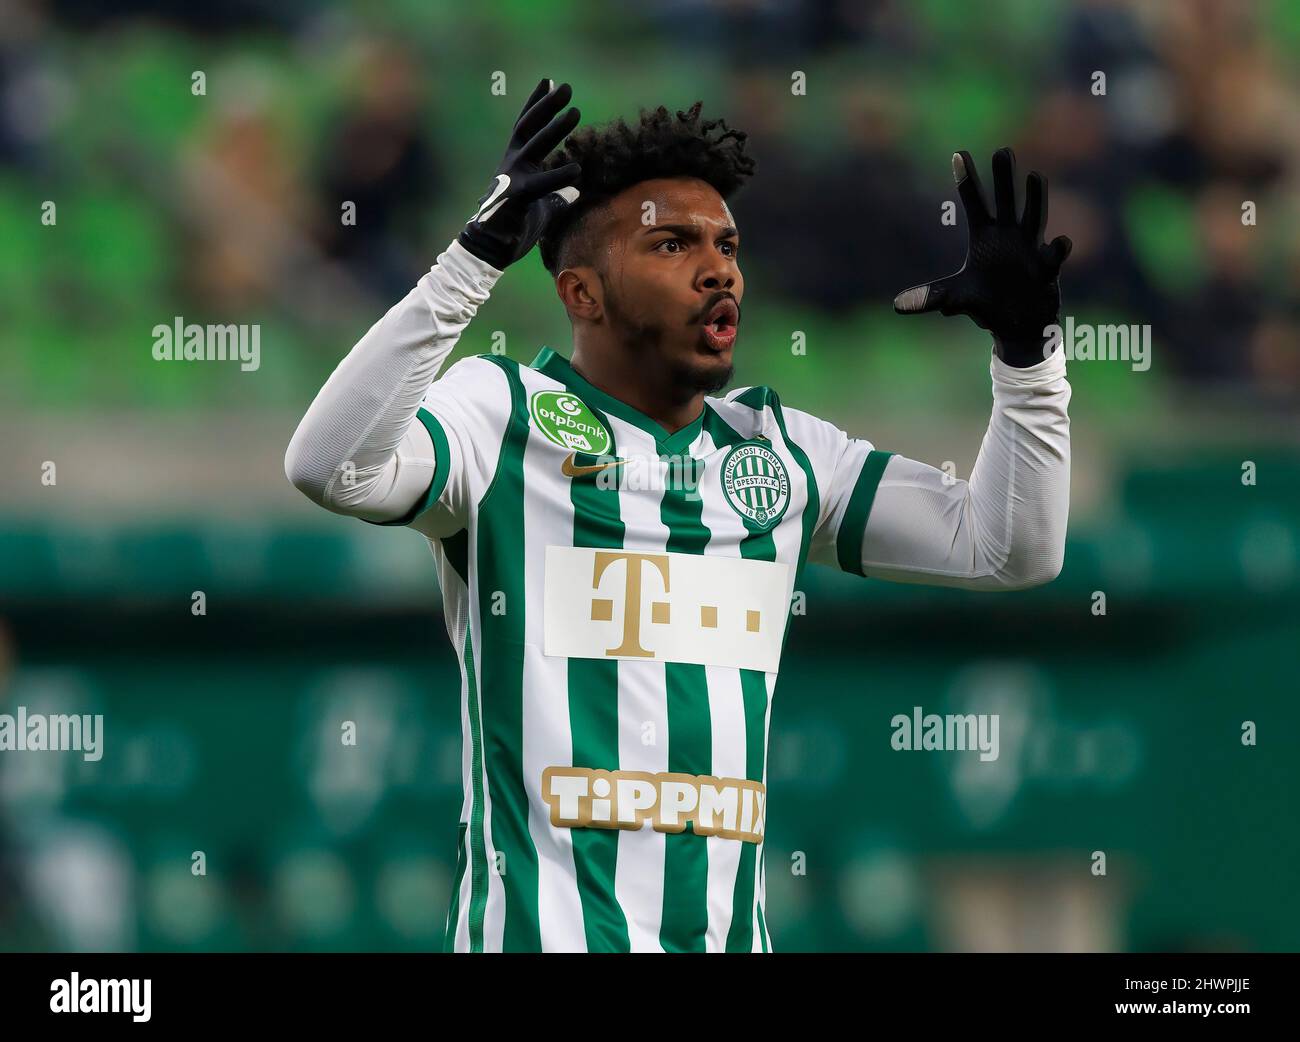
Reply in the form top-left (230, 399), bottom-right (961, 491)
top-left (0, 0), bottom-right (1296, 411)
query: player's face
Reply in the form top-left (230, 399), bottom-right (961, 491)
top-left (599, 177), bottom-right (743, 394)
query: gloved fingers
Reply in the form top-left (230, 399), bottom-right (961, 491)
top-left (520, 104), bottom-right (581, 164)
top-left (513, 81), bottom-right (573, 151)
top-left (991, 147), bottom-right (1018, 225)
top-left (1042, 234), bottom-right (1073, 271)
top-left (510, 78), bottom-right (554, 141)
top-left (524, 162), bottom-right (582, 202)
top-left (952, 150), bottom-right (991, 227)
top-left (893, 277), bottom-right (954, 316)
top-left (1022, 170), bottom-right (1048, 243)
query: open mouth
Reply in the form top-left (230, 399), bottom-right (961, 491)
top-left (702, 298), bottom-right (740, 351)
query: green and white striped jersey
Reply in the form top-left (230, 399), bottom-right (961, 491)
top-left (410, 346), bottom-right (892, 952)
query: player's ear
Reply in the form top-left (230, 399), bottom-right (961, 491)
top-left (555, 267), bottom-right (602, 322)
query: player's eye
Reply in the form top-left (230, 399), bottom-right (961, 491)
top-left (719, 240), bottom-right (738, 258)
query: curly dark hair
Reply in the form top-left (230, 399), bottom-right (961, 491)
top-left (538, 100), bottom-right (756, 275)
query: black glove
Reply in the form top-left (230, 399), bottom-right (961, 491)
top-left (894, 148), bottom-right (1072, 367)
top-left (457, 78), bottom-right (582, 271)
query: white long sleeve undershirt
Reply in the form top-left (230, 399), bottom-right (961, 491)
top-left (285, 240), bottom-right (501, 522)
top-left (860, 350), bottom-right (1071, 589)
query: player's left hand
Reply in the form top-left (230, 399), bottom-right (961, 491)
top-left (893, 148), bottom-right (1072, 367)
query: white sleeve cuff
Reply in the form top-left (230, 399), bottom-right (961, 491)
top-left (441, 238), bottom-right (507, 289)
top-left (990, 343), bottom-right (1067, 388)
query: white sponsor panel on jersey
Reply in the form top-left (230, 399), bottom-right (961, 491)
top-left (543, 545), bottom-right (790, 673)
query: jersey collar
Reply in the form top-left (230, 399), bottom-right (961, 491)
top-left (530, 347), bottom-right (706, 456)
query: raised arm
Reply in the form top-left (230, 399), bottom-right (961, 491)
top-left (822, 147), bottom-right (1073, 588)
top-left (284, 78), bottom-right (581, 523)
top-left (283, 241), bottom-right (501, 521)
top-left (858, 349), bottom-right (1069, 589)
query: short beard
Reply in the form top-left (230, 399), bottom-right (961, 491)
top-left (673, 356), bottom-right (734, 395)
top-left (605, 282), bottom-right (734, 397)
top-left (603, 280), bottom-right (664, 355)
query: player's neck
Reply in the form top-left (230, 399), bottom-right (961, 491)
top-left (569, 347), bottom-right (704, 435)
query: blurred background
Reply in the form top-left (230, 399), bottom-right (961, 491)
top-left (1, 0), bottom-right (1298, 952)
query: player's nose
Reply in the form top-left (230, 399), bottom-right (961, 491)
top-left (695, 264), bottom-right (736, 294)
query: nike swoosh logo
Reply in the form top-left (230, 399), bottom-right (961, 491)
top-left (474, 174), bottom-right (511, 222)
top-left (561, 453), bottom-right (627, 478)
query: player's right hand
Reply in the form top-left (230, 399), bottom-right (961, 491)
top-left (457, 78), bottom-right (582, 271)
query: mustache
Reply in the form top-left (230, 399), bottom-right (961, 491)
top-left (689, 292), bottom-right (740, 326)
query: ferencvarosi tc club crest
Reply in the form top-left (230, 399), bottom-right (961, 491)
top-left (721, 441), bottom-right (790, 530)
